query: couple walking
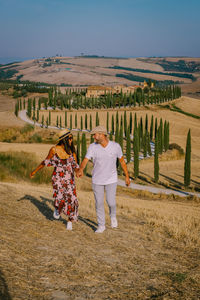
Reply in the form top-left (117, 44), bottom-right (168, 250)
top-left (31, 126), bottom-right (130, 233)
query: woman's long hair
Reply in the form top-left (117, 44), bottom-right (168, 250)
top-left (58, 137), bottom-right (75, 155)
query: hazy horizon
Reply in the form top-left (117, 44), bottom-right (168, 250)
top-left (1, 54), bottom-right (200, 65)
top-left (0, 0), bottom-right (200, 63)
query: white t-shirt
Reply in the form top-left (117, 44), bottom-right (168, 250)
top-left (85, 141), bottom-right (123, 185)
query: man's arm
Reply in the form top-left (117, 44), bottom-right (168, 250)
top-left (76, 157), bottom-right (89, 177)
top-left (119, 156), bottom-right (131, 186)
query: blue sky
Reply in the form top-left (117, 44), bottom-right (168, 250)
top-left (0, 0), bottom-right (199, 63)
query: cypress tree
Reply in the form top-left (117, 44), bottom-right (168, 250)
top-left (111, 114), bottom-right (114, 134)
top-left (60, 116), bottom-right (62, 128)
top-left (96, 112), bottom-right (99, 126)
top-left (85, 114), bottom-right (88, 130)
top-left (19, 99), bottom-right (21, 111)
top-left (23, 99), bottom-right (26, 109)
top-left (143, 131), bottom-right (147, 158)
top-left (107, 112), bottom-right (109, 133)
top-left (46, 117), bottom-right (49, 128)
top-left (124, 111), bottom-right (127, 137)
top-left (32, 110), bottom-right (35, 121)
top-left (140, 117), bottom-right (143, 139)
top-left (48, 88), bottom-right (53, 107)
top-left (77, 132), bottom-right (80, 164)
top-left (42, 115), bottom-right (44, 128)
top-left (166, 122), bottom-right (170, 150)
top-left (90, 114), bottom-right (92, 131)
top-left (150, 115), bottom-right (154, 141)
top-left (45, 98), bottom-right (48, 110)
top-left (147, 132), bottom-right (152, 156)
top-left (27, 98), bottom-right (32, 118)
top-left (32, 98), bottom-right (35, 111)
top-left (119, 122), bottom-right (123, 151)
top-left (81, 133), bottom-right (86, 161)
top-left (81, 116), bottom-right (83, 130)
top-left (90, 134), bottom-right (94, 144)
top-left (129, 112), bottom-right (133, 135)
top-left (65, 111), bottom-right (67, 128)
top-left (109, 132), bottom-right (113, 141)
top-left (70, 114), bottom-right (72, 130)
top-left (159, 118), bottom-right (163, 154)
top-left (184, 129), bottom-right (191, 187)
top-left (164, 120), bottom-right (167, 152)
top-left (37, 109), bottom-right (39, 122)
top-left (116, 111), bottom-right (119, 129)
top-left (133, 92), bottom-right (137, 107)
top-left (56, 116), bottom-right (59, 128)
top-left (126, 126), bottom-right (131, 163)
top-left (75, 113), bottom-right (77, 129)
top-left (154, 134), bottom-right (159, 183)
top-left (38, 98), bottom-right (41, 110)
top-left (60, 99), bottom-right (63, 110)
top-left (115, 123), bottom-right (119, 143)
top-left (134, 113), bottom-right (137, 131)
top-left (133, 127), bottom-right (139, 178)
top-left (81, 133), bottom-right (87, 174)
top-left (157, 126), bottom-right (161, 154)
top-left (145, 114), bottom-right (148, 133)
top-left (15, 101), bottom-right (19, 117)
top-left (155, 118), bottom-right (158, 139)
top-left (49, 111), bottom-right (51, 125)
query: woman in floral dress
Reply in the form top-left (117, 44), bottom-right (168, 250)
top-left (30, 130), bottom-right (79, 230)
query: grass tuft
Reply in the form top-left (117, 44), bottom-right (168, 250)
top-left (0, 151), bottom-right (52, 184)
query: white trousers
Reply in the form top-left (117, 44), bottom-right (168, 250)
top-left (92, 182), bottom-right (117, 227)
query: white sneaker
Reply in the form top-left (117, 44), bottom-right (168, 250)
top-left (111, 217), bottom-right (118, 228)
top-left (95, 226), bottom-right (105, 233)
top-left (53, 208), bottom-right (60, 220)
top-left (66, 221), bottom-right (72, 230)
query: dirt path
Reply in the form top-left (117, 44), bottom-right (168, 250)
top-left (0, 94), bottom-right (25, 128)
top-left (118, 179), bottom-right (200, 198)
top-left (0, 180), bottom-right (199, 299)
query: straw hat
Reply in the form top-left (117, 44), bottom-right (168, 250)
top-left (90, 126), bottom-right (107, 135)
top-left (57, 129), bottom-right (72, 143)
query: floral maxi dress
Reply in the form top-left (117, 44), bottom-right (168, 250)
top-left (44, 153), bottom-right (79, 221)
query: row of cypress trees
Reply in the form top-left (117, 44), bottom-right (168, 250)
top-left (47, 84), bottom-right (181, 110)
top-left (17, 84), bottom-right (181, 116)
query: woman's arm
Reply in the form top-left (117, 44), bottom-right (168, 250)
top-left (30, 147), bottom-right (56, 178)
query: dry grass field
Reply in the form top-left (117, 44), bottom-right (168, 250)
top-left (0, 57), bottom-right (200, 298)
top-left (3, 57), bottom-right (199, 95)
top-left (0, 177), bottom-right (200, 300)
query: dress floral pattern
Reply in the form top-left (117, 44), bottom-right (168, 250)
top-left (44, 153), bottom-right (79, 221)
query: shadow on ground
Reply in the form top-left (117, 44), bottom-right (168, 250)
top-left (0, 270), bottom-right (12, 300)
top-left (17, 194), bottom-right (97, 231)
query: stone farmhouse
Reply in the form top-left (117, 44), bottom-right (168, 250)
top-left (85, 82), bottom-right (152, 98)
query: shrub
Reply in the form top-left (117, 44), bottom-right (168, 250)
top-left (169, 143), bottom-right (184, 155)
top-left (29, 133), bottom-right (42, 143)
top-left (0, 151), bottom-right (52, 184)
top-left (20, 124), bottom-right (35, 134)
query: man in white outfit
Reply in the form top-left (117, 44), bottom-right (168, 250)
top-left (77, 126), bottom-right (130, 233)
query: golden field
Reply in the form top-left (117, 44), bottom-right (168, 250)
top-left (0, 57), bottom-right (200, 298)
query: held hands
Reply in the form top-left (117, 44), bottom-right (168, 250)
top-left (76, 168), bottom-right (84, 178)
